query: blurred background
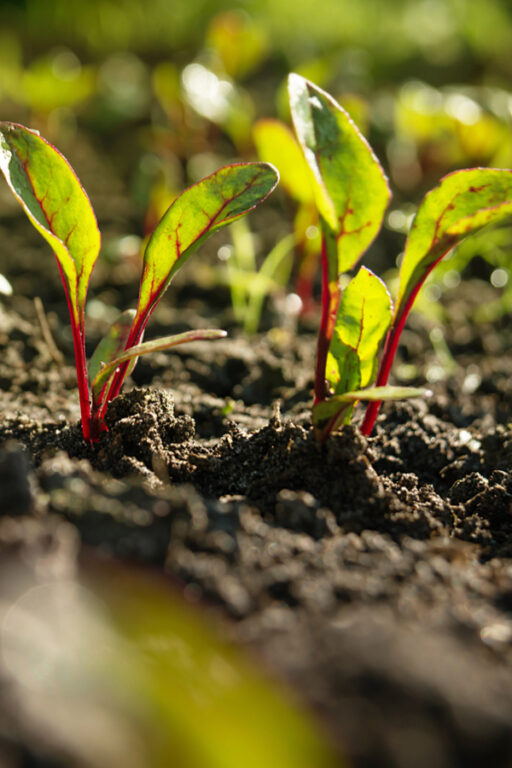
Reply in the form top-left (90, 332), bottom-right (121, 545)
top-left (1, 0), bottom-right (512, 337)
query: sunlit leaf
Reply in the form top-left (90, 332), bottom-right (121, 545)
top-left (362, 168), bottom-right (512, 437)
top-left (253, 118), bottom-right (313, 204)
top-left (0, 122), bottom-right (100, 322)
top-left (316, 267), bottom-right (392, 428)
top-left (133, 162), bottom-right (279, 337)
top-left (288, 74), bottom-right (390, 273)
top-left (397, 168), bottom-right (512, 315)
top-left (0, 121), bottom-right (101, 441)
top-left (100, 162), bottom-right (278, 415)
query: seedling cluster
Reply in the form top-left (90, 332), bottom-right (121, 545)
top-left (1, 74), bottom-right (511, 445)
top-left (284, 74), bottom-right (512, 438)
top-left (0, 122), bottom-right (278, 442)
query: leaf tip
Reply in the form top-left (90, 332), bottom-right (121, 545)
top-left (262, 160), bottom-right (280, 187)
top-left (287, 72), bottom-right (306, 101)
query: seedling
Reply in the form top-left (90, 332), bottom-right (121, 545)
top-left (222, 218), bottom-right (294, 334)
top-left (0, 122), bottom-right (278, 442)
top-left (288, 74), bottom-right (512, 438)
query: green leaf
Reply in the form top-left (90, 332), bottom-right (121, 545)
top-left (88, 309), bottom-right (138, 388)
top-left (397, 168), bottom-right (512, 314)
top-left (91, 328), bottom-right (227, 408)
top-left (84, 563), bottom-right (341, 768)
top-left (253, 118), bottom-right (314, 204)
top-left (313, 385), bottom-right (429, 425)
top-left (134, 162), bottom-right (279, 334)
top-left (288, 74), bottom-right (390, 273)
top-left (326, 267), bottom-right (392, 396)
top-left (0, 122), bottom-right (100, 321)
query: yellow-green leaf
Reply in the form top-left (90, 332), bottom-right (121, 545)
top-left (253, 118), bottom-right (314, 204)
top-left (134, 162), bottom-right (279, 333)
top-left (313, 385), bottom-right (428, 424)
top-left (327, 267), bottom-right (392, 395)
top-left (0, 122), bottom-right (100, 321)
top-left (397, 168), bottom-right (512, 315)
top-left (2, 560), bottom-right (341, 768)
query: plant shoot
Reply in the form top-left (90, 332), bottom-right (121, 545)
top-left (0, 122), bottom-right (278, 442)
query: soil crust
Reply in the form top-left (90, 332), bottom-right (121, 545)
top-left (1, 218), bottom-right (512, 766)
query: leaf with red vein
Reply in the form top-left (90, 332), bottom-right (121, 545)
top-left (361, 168), bottom-right (512, 437)
top-left (327, 267), bottom-right (392, 394)
top-left (0, 122), bottom-right (101, 442)
top-left (132, 162), bottom-right (279, 340)
top-left (0, 122), bottom-right (100, 322)
top-left (397, 168), bottom-right (512, 316)
top-left (288, 74), bottom-right (390, 274)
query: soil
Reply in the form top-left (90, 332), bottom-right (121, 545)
top-left (2, 156), bottom-right (512, 766)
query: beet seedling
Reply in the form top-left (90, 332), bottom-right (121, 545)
top-left (288, 75), bottom-right (512, 438)
top-left (361, 166), bottom-right (512, 435)
top-left (0, 122), bottom-right (278, 442)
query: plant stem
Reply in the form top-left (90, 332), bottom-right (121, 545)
top-left (360, 258), bottom-right (441, 435)
top-left (314, 234), bottom-right (339, 404)
top-left (99, 313), bottom-right (147, 416)
top-left (71, 312), bottom-right (93, 442)
top-left (56, 262), bottom-right (92, 442)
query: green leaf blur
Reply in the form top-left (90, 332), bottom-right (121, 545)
top-left (253, 118), bottom-right (314, 205)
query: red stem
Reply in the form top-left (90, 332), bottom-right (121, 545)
top-left (71, 312), bottom-right (93, 442)
top-left (314, 236), bottom-right (339, 405)
top-left (55, 263), bottom-right (92, 442)
top-left (94, 310), bottom-right (150, 424)
top-left (360, 254), bottom-right (445, 436)
top-left (359, 312), bottom-right (405, 436)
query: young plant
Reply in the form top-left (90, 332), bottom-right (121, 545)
top-left (361, 167), bottom-right (512, 435)
top-left (287, 75), bottom-right (512, 438)
top-left (222, 218), bottom-right (294, 334)
top-left (0, 122), bottom-right (278, 442)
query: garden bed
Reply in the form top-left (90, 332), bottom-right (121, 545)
top-left (1, 222), bottom-right (512, 765)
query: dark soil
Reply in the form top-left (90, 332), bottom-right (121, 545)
top-left (2, 180), bottom-right (512, 766)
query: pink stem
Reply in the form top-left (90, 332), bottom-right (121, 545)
top-left (55, 263), bottom-right (92, 442)
top-left (360, 313), bottom-right (405, 436)
top-left (93, 309), bottom-right (152, 425)
top-left (314, 236), bottom-right (339, 405)
top-left (360, 254), bottom-right (446, 436)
